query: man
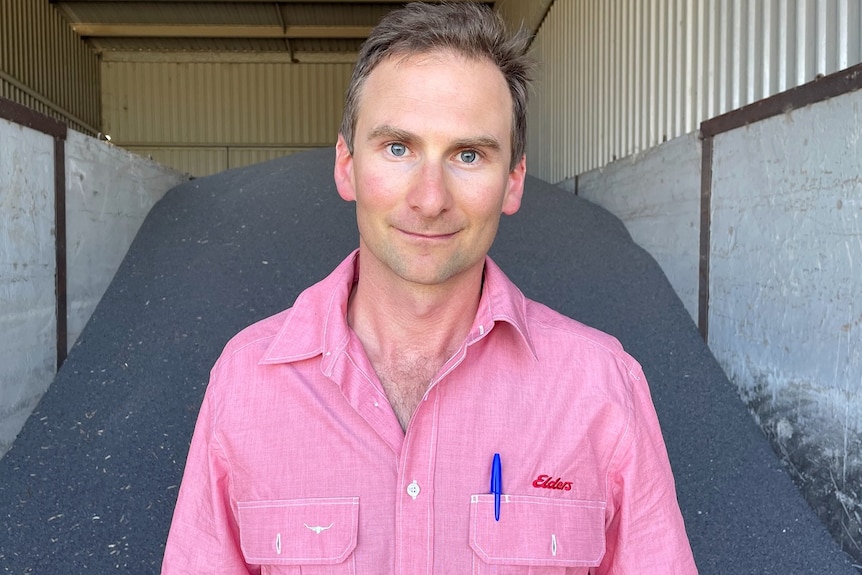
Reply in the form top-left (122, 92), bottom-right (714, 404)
top-left (162, 3), bottom-right (697, 573)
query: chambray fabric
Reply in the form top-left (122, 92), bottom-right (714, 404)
top-left (162, 251), bottom-right (697, 574)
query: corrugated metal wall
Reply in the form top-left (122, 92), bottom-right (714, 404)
top-left (0, 0), bottom-right (100, 134)
top-left (102, 61), bottom-right (353, 176)
top-left (528, 0), bottom-right (862, 183)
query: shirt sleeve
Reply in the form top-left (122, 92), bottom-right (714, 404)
top-left (161, 378), bottom-right (256, 575)
top-left (598, 362), bottom-right (699, 574)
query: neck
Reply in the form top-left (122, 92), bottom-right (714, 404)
top-left (347, 254), bottom-right (483, 363)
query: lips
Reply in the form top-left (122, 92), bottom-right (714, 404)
top-left (407, 231), bottom-right (455, 239)
top-left (396, 227), bottom-right (459, 240)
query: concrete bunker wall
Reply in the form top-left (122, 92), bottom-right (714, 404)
top-left (573, 81), bottom-right (862, 559)
top-left (0, 102), bottom-right (187, 456)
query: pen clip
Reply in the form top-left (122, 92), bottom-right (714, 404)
top-left (490, 453), bottom-right (502, 493)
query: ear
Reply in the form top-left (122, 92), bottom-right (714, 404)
top-left (501, 154), bottom-right (526, 215)
top-left (334, 133), bottom-right (356, 202)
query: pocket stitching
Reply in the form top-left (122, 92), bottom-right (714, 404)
top-left (469, 494), bottom-right (606, 566)
top-left (237, 496), bottom-right (359, 565)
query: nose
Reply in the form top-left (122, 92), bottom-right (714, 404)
top-left (407, 159), bottom-right (452, 217)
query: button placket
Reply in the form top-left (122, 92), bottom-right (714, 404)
top-left (396, 389), bottom-right (441, 575)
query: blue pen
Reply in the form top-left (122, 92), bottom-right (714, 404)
top-left (490, 453), bottom-right (502, 521)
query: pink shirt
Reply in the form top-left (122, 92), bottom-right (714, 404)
top-left (163, 251), bottom-right (697, 574)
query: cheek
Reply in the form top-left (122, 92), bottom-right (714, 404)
top-left (353, 171), bottom-right (400, 227)
top-left (353, 158), bottom-right (394, 198)
top-left (466, 181), bottom-right (509, 216)
top-left (355, 176), bottom-right (387, 211)
top-left (355, 160), bottom-right (419, 212)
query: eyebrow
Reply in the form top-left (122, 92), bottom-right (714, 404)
top-left (452, 135), bottom-right (502, 152)
top-left (367, 125), bottom-right (417, 144)
top-left (367, 124), bottom-right (503, 152)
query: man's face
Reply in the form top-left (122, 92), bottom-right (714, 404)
top-left (335, 50), bottom-right (526, 289)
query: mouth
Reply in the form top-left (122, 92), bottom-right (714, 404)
top-left (398, 228), bottom-right (458, 241)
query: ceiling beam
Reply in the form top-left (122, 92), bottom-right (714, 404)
top-left (99, 51), bottom-right (358, 64)
top-left (70, 23), bottom-right (374, 39)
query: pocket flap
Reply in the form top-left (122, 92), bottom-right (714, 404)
top-left (237, 497), bottom-right (359, 565)
top-left (470, 494), bottom-right (606, 567)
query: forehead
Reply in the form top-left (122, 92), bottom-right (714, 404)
top-left (355, 50), bottom-right (513, 136)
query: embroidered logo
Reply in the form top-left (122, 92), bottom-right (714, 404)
top-left (304, 523), bottom-right (334, 534)
top-left (532, 474), bottom-right (573, 491)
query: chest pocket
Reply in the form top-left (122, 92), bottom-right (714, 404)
top-left (237, 496), bottom-right (359, 574)
top-left (469, 494), bottom-right (606, 574)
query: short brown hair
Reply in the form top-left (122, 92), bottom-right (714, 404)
top-left (339, 2), bottom-right (533, 170)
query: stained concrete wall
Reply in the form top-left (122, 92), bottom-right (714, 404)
top-left (709, 91), bottom-right (862, 552)
top-left (0, 120), bottom-right (187, 457)
top-left (571, 132), bottom-right (702, 323)
top-left (560, 89), bottom-right (862, 558)
top-left (0, 120), bottom-right (57, 456)
top-left (65, 131), bottom-right (188, 346)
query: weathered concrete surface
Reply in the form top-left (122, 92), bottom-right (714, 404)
top-left (0, 124), bottom-right (187, 459)
top-left (65, 131), bottom-right (188, 350)
top-left (709, 89), bottom-right (862, 561)
top-left (569, 132), bottom-right (702, 323)
top-left (0, 120), bottom-right (57, 457)
top-left (556, 90), bottom-right (862, 564)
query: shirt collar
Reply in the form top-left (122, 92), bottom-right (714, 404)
top-left (468, 256), bottom-right (538, 359)
top-left (260, 249), bottom-right (537, 367)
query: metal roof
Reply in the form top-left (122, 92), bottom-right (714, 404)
top-left (50, 1), bottom-right (498, 62)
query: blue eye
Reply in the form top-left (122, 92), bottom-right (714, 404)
top-left (389, 143), bottom-right (407, 157)
top-left (459, 150), bottom-right (478, 164)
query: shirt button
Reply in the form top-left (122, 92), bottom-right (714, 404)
top-left (406, 480), bottom-right (420, 500)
